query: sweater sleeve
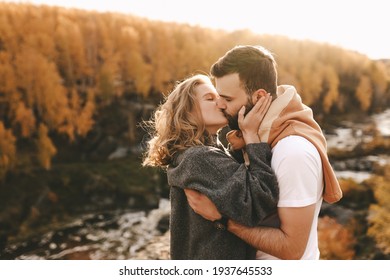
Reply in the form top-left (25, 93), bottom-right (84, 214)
top-left (167, 143), bottom-right (279, 227)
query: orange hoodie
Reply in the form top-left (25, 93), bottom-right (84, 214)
top-left (227, 85), bottom-right (342, 204)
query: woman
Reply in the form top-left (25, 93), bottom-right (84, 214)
top-left (143, 74), bottom-right (278, 259)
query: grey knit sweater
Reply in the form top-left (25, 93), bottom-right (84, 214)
top-left (167, 143), bottom-right (279, 259)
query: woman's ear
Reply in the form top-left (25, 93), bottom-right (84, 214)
top-left (251, 89), bottom-right (268, 104)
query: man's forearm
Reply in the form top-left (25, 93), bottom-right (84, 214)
top-left (228, 205), bottom-right (316, 260)
top-left (228, 220), bottom-right (304, 260)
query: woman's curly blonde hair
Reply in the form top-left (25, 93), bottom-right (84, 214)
top-left (142, 74), bottom-right (215, 168)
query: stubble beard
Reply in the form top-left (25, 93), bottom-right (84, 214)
top-left (223, 102), bottom-right (254, 130)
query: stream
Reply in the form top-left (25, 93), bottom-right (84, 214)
top-left (326, 108), bottom-right (390, 182)
top-left (1, 109), bottom-right (389, 260)
top-left (1, 199), bottom-right (170, 260)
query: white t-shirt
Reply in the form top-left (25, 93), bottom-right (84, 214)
top-left (256, 135), bottom-right (324, 260)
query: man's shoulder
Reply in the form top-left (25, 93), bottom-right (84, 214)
top-left (273, 135), bottom-right (320, 160)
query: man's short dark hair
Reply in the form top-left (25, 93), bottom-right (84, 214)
top-left (211, 45), bottom-right (278, 95)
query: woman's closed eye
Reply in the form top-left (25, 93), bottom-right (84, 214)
top-left (204, 93), bottom-right (218, 101)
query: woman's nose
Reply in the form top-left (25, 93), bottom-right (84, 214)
top-left (216, 98), bottom-right (227, 109)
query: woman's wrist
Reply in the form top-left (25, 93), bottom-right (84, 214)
top-left (242, 133), bottom-right (260, 144)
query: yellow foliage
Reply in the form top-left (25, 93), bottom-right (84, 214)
top-left (14, 101), bottom-right (36, 137)
top-left (368, 204), bottom-right (390, 254)
top-left (298, 63), bottom-right (323, 106)
top-left (0, 51), bottom-right (17, 95)
top-left (366, 172), bottom-right (390, 254)
top-left (0, 121), bottom-right (16, 179)
top-left (322, 66), bottom-right (340, 113)
top-left (339, 178), bottom-right (365, 196)
top-left (318, 216), bottom-right (356, 259)
top-left (355, 75), bottom-right (373, 111)
top-left (37, 124), bottom-right (57, 170)
top-left (14, 46), bottom-right (69, 130)
top-left (370, 61), bottom-right (387, 95)
top-left (76, 91), bottom-right (95, 137)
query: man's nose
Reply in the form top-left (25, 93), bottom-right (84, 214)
top-left (216, 98), bottom-right (227, 110)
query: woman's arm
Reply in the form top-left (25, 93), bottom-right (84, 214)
top-left (168, 94), bottom-right (277, 227)
top-left (168, 143), bottom-right (278, 227)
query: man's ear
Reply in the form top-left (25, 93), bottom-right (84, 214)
top-left (251, 89), bottom-right (268, 104)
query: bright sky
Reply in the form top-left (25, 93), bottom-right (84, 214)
top-left (3, 0), bottom-right (390, 59)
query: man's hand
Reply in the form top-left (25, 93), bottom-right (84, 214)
top-left (228, 204), bottom-right (316, 259)
top-left (184, 189), bottom-right (222, 221)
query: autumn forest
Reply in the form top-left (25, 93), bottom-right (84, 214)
top-left (0, 3), bottom-right (389, 260)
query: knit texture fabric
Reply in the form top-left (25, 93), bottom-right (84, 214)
top-left (167, 143), bottom-right (279, 259)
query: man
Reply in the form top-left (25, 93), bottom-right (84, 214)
top-left (185, 45), bottom-right (342, 260)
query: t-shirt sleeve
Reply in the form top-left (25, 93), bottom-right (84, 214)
top-left (271, 136), bottom-right (323, 208)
